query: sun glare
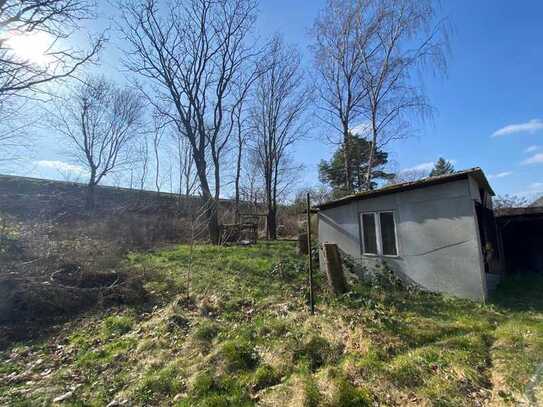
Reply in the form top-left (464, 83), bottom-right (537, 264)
top-left (6, 31), bottom-right (54, 66)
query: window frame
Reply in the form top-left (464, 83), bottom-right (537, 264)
top-left (359, 210), bottom-right (399, 257)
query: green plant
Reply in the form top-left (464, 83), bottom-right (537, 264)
top-left (101, 315), bottom-right (134, 338)
top-left (295, 335), bottom-right (338, 372)
top-left (253, 364), bottom-right (281, 390)
top-left (136, 364), bottom-right (183, 402)
top-left (302, 375), bottom-right (321, 407)
top-left (220, 339), bottom-right (259, 372)
top-left (331, 377), bottom-right (372, 406)
top-left (194, 321), bottom-right (220, 342)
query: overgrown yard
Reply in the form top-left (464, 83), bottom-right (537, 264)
top-left (1, 241), bottom-right (542, 406)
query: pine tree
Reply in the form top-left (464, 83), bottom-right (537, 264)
top-left (429, 158), bottom-right (455, 177)
top-left (319, 133), bottom-right (394, 197)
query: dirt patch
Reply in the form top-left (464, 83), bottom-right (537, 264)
top-left (0, 265), bottom-right (146, 349)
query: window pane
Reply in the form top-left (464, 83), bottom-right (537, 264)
top-left (380, 212), bottom-right (397, 256)
top-left (362, 213), bottom-right (377, 254)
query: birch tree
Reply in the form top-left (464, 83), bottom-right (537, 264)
top-left (312, 0), bottom-right (448, 191)
top-left (311, 0), bottom-right (375, 194)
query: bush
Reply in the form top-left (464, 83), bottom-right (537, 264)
top-left (220, 339), bottom-right (259, 372)
top-left (253, 364), bottom-right (281, 390)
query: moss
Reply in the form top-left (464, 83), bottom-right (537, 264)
top-left (253, 364), bottom-right (281, 390)
top-left (183, 370), bottom-right (252, 406)
top-left (220, 339), bottom-right (259, 372)
top-left (194, 321), bottom-right (220, 342)
top-left (101, 314), bottom-right (134, 338)
top-left (135, 364), bottom-right (184, 403)
top-left (295, 335), bottom-right (340, 372)
top-left (330, 377), bottom-right (372, 407)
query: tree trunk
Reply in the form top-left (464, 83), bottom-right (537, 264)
top-left (86, 170), bottom-right (96, 210)
top-left (267, 206), bottom-right (277, 240)
top-left (366, 115), bottom-right (377, 190)
top-left (343, 125), bottom-right (352, 194)
top-left (193, 153), bottom-right (220, 245)
top-left (86, 183), bottom-right (96, 211)
top-left (234, 140), bottom-right (242, 224)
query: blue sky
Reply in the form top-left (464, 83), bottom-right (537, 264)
top-left (11, 0), bottom-right (543, 201)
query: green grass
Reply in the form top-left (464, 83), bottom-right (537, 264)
top-left (1, 241), bottom-right (542, 406)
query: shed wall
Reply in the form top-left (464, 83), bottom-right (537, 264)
top-left (318, 177), bottom-right (486, 300)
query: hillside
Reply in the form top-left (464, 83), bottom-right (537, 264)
top-left (0, 174), bottom-right (231, 220)
top-left (1, 241), bottom-right (542, 406)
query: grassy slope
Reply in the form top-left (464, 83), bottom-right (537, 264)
top-left (1, 241), bottom-right (542, 406)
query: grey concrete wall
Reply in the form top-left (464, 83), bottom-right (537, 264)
top-left (318, 176), bottom-right (487, 301)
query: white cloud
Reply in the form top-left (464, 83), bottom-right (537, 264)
top-left (521, 153), bottom-right (543, 165)
top-left (525, 145), bottom-right (540, 153)
top-left (491, 119), bottom-right (543, 137)
top-left (35, 160), bottom-right (87, 175)
top-left (349, 122), bottom-right (370, 136)
top-left (489, 171), bottom-right (513, 179)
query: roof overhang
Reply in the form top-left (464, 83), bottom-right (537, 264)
top-left (315, 168), bottom-right (494, 211)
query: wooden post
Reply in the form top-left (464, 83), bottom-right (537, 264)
top-left (297, 232), bottom-right (308, 255)
top-left (306, 193), bottom-right (314, 315)
top-left (322, 243), bottom-right (346, 295)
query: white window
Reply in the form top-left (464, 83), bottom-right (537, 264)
top-left (360, 211), bottom-right (398, 256)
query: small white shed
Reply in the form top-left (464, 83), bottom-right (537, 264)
top-left (315, 168), bottom-right (503, 301)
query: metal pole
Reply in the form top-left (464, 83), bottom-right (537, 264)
top-left (306, 192), bottom-right (314, 315)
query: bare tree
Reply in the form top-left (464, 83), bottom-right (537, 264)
top-left (311, 0), bottom-right (375, 194)
top-left (387, 168), bottom-right (429, 184)
top-left (151, 117), bottom-right (165, 195)
top-left (0, 0), bottom-right (103, 98)
top-left (250, 37), bottom-right (310, 240)
top-left (136, 134), bottom-right (150, 191)
top-left (359, 0), bottom-right (447, 189)
top-left (173, 130), bottom-right (198, 197)
top-left (52, 76), bottom-right (145, 209)
top-left (119, 0), bottom-right (258, 244)
top-left (312, 0), bottom-right (448, 191)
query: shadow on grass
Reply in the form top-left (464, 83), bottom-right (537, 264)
top-left (491, 273), bottom-right (543, 312)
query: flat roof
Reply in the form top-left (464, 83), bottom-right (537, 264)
top-left (495, 206), bottom-right (543, 218)
top-left (315, 168), bottom-right (494, 210)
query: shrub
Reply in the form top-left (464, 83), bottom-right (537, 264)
top-left (253, 364), bottom-right (281, 390)
top-left (220, 339), bottom-right (259, 372)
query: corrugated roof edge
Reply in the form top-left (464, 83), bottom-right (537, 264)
top-left (315, 167), bottom-right (494, 211)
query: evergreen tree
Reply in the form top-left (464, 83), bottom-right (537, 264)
top-left (319, 133), bottom-right (394, 197)
top-left (429, 158), bottom-right (455, 177)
